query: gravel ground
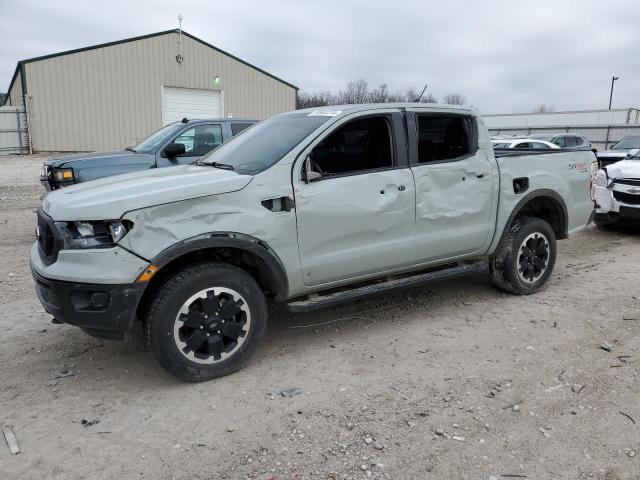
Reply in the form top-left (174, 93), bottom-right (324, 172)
top-left (0, 155), bottom-right (639, 480)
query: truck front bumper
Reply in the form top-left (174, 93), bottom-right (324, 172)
top-left (31, 267), bottom-right (144, 340)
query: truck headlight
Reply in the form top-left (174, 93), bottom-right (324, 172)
top-left (51, 168), bottom-right (74, 182)
top-left (594, 169), bottom-right (608, 188)
top-left (56, 220), bottom-right (132, 249)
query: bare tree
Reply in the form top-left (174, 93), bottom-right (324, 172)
top-left (532, 104), bottom-right (554, 113)
top-left (297, 91), bottom-right (337, 109)
top-left (442, 93), bottom-right (467, 105)
top-left (297, 80), bottom-right (443, 108)
top-left (338, 79), bottom-right (370, 104)
top-left (368, 84), bottom-right (389, 103)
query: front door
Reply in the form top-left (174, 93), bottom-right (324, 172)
top-left (410, 112), bottom-right (496, 262)
top-left (293, 113), bottom-right (416, 286)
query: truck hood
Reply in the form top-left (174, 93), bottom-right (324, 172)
top-left (597, 150), bottom-right (630, 158)
top-left (44, 150), bottom-right (139, 168)
top-left (604, 159), bottom-right (640, 179)
top-left (42, 165), bottom-right (253, 221)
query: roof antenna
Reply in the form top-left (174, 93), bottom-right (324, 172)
top-left (176, 14), bottom-right (184, 65)
top-left (415, 84), bottom-right (428, 102)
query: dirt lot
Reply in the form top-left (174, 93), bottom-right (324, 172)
top-left (0, 155), bottom-right (639, 480)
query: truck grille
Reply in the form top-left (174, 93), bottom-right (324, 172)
top-left (37, 219), bottom-right (54, 256)
top-left (613, 191), bottom-right (640, 205)
top-left (36, 209), bottom-right (61, 265)
top-left (615, 178), bottom-right (640, 187)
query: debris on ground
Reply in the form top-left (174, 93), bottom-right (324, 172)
top-left (81, 419), bottom-right (100, 427)
top-left (599, 340), bottom-right (614, 352)
top-left (67, 344), bottom-right (103, 358)
top-left (280, 387), bottom-right (301, 398)
top-left (2, 426), bottom-right (20, 454)
top-left (572, 384), bottom-right (586, 394)
top-left (50, 369), bottom-right (76, 380)
top-left (618, 411), bottom-right (636, 425)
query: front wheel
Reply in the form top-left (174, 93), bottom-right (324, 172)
top-left (490, 217), bottom-right (557, 295)
top-left (145, 263), bottom-right (267, 382)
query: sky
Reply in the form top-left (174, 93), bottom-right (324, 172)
top-left (1, 0), bottom-right (638, 114)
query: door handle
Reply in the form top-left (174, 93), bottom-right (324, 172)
top-left (398, 185), bottom-right (406, 191)
top-left (476, 173), bottom-right (488, 179)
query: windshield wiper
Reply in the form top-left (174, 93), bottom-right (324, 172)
top-left (124, 146), bottom-right (136, 152)
top-left (194, 160), bottom-right (235, 171)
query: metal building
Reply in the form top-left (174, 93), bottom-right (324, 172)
top-left (483, 108), bottom-right (640, 150)
top-left (2, 29), bottom-right (298, 152)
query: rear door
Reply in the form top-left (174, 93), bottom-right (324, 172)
top-left (409, 111), bottom-right (497, 262)
top-left (293, 111), bottom-right (416, 286)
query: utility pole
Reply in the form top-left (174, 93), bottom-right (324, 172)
top-left (608, 76), bottom-right (619, 110)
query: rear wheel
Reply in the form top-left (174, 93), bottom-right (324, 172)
top-left (145, 262), bottom-right (267, 382)
top-left (490, 217), bottom-right (557, 295)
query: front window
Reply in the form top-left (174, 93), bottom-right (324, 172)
top-left (173, 124), bottom-right (223, 156)
top-left (308, 116), bottom-right (394, 177)
top-left (200, 112), bottom-right (332, 175)
top-left (611, 137), bottom-right (640, 150)
top-left (133, 123), bottom-right (181, 152)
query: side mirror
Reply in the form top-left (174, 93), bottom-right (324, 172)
top-left (164, 142), bottom-right (186, 158)
top-left (302, 156), bottom-right (322, 183)
top-left (626, 148), bottom-right (640, 159)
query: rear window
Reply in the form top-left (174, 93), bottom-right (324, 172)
top-left (231, 123), bottom-right (252, 136)
top-left (415, 115), bottom-right (476, 163)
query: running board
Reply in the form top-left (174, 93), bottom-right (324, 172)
top-left (286, 261), bottom-right (489, 313)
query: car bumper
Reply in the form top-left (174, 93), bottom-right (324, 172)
top-left (31, 266), bottom-right (145, 340)
top-left (594, 185), bottom-right (640, 221)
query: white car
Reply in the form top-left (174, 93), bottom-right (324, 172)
top-left (593, 148), bottom-right (640, 227)
top-left (492, 139), bottom-right (560, 150)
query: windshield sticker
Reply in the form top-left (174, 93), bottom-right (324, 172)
top-left (307, 110), bottom-right (342, 117)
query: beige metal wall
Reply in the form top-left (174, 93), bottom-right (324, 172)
top-left (23, 32), bottom-right (297, 151)
top-left (8, 70), bottom-right (24, 108)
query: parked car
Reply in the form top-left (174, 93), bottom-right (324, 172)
top-left (492, 138), bottom-right (560, 150)
top-left (593, 148), bottom-right (640, 227)
top-left (31, 103), bottom-right (595, 381)
top-left (596, 135), bottom-right (640, 168)
top-left (528, 133), bottom-right (594, 151)
top-left (40, 118), bottom-right (257, 190)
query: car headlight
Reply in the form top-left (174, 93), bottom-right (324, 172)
top-left (51, 168), bottom-right (74, 182)
top-left (594, 169), bottom-right (608, 188)
top-left (55, 220), bottom-right (132, 249)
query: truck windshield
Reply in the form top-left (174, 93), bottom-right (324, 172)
top-left (611, 137), bottom-right (640, 150)
top-left (199, 112), bottom-right (332, 175)
top-left (133, 123), bottom-right (180, 152)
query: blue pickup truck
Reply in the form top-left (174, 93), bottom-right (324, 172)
top-left (41, 118), bottom-right (257, 190)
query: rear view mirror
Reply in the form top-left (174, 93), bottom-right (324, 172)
top-left (164, 143), bottom-right (186, 158)
top-left (302, 156), bottom-right (322, 183)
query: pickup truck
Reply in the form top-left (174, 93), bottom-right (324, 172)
top-left (593, 149), bottom-right (640, 227)
top-left (41, 118), bottom-right (256, 190)
top-left (31, 103), bottom-right (595, 381)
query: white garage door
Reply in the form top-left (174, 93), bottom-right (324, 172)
top-left (162, 87), bottom-right (222, 125)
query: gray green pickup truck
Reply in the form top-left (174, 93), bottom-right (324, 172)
top-left (31, 103), bottom-right (595, 381)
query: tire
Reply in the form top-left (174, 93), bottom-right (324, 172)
top-left (593, 212), bottom-right (619, 229)
top-left (490, 217), bottom-right (557, 295)
top-left (145, 262), bottom-right (267, 382)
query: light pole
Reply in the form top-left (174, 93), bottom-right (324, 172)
top-left (608, 76), bottom-right (619, 110)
